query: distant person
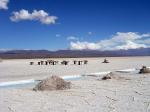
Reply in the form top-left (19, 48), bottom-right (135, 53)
top-left (40, 61), bottom-right (44, 65)
top-left (38, 62), bottom-right (41, 65)
top-left (47, 60), bottom-right (53, 65)
top-left (102, 58), bottom-right (109, 63)
top-left (30, 62), bottom-right (34, 65)
top-left (45, 61), bottom-right (48, 65)
top-left (73, 60), bottom-right (77, 65)
top-left (52, 61), bottom-right (58, 65)
top-left (78, 61), bottom-right (83, 65)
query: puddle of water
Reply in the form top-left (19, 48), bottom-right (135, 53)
top-left (0, 81), bottom-right (40, 89)
top-left (0, 76), bottom-right (83, 89)
top-left (116, 70), bottom-right (139, 74)
top-left (1, 67), bottom-right (144, 89)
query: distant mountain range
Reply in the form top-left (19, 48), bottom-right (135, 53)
top-left (0, 48), bottom-right (150, 59)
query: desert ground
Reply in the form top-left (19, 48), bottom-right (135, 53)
top-left (0, 57), bottom-right (150, 112)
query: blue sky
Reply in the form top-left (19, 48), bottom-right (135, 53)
top-left (0, 0), bottom-right (150, 50)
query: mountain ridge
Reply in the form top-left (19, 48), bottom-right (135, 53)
top-left (0, 48), bottom-right (150, 59)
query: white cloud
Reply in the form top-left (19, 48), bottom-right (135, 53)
top-left (88, 32), bottom-right (92, 35)
top-left (67, 36), bottom-right (79, 41)
top-left (70, 41), bottom-right (101, 50)
top-left (115, 41), bottom-right (147, 50)
top-left (10, 9), bottom-right (58, 25)
top-left (70, 32), bottom-right (150, 50)
top-left (0, 0), bottom-right (9, 10)
top-left (56, 34), bottom-right (61, 37)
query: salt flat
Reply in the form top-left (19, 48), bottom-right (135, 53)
top-left (0, 57), bottom-right (150, 82)
top-left (0, 57), bottom-right (150, 112)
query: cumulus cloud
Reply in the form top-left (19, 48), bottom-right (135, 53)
top-left (56, 34), bottom-right (61, 37)
top-left (10, 9), bottom-right (58, 25)
top-left (70, 41), bottom-right (101, 50)
top-left (70, 32), bottom-right (150, 50)
top-left (67, 36), bottom-right (79, 41)
top-left (115, 41), bottom-right (147, 50)
top-left (88, 32), bottom-right (92, 35)
top-left (0, 0), bottom-right (9, 10)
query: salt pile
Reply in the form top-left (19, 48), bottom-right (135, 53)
top-left (139, 66), bottom-right (150, 74)
top-left (33, 76), bottom-right (71, 91)
top-left (101, 72), bottom-right (125, 80)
